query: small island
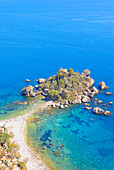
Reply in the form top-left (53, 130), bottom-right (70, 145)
top-left (21, 67), bottom-right (112, 115)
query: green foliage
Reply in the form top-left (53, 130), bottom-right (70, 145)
top-left (48, 90), bottom-right (61, 101)
top-left (0, 131), bottom-right (10, 145)
top-left (68, 68), bottom-right (74, 76)
top-left (18, 161), bottom-right (27, 170)
top-left (0, 146), bottom-right (4, 158)
top-left (61, 90), bottom-right (68, 99)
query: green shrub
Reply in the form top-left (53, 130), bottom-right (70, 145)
top-left (18, 161), bottom-right (27, 170)
top-left (48, 90), bottom-right (61, 101)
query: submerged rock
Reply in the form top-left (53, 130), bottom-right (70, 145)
top-left (93, 107), bottom-right (105, 114)
top-left (98, 81), bottom-right (108, 90)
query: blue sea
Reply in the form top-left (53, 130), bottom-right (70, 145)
top-left (0, 0), bottom-right (114, 169)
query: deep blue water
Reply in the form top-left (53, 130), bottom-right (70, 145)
top-left (0, 0), bottom-right (114, 169)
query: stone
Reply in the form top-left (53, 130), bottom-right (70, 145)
top-left (55, 103), bottom-right (60, 107)
top-left (82, 69), bottom-right (90, 77)
top-left (51, 103), bottom-right (56, 108)
top-left (88, 92), bottom-right (95, 98)
top-left (87, 78), bottom-right (95, 88)
top-left (21, 85), bottom-right (34, 96)
top-left (84, 103), bottom-right (90, 106)
top-left (93, 107), bottom-right (105, 114)
top-left (60, 105), bottom-right (65, 109)
top-left (106, 102), bottom-right (113, 105)
top-left (65, 100), bottom-right (69, 105)
top-left (91, 86), bottom-right (99, 94)
top-left (38, 78), bottom-right (46, 84)
top-left (30, 92), bottom-right (36, 97)
top-left (84, 107), bottom-right (92, 110)
top-left (35, 85), bottom-right (39, 89)
top-left (26, 79), bottom-right (30, 83)
top-left (98, 81), bottom-right (108, 90)
top-left (98, 100), bottom-right (103, 104)
top-left (105, 92), bottom-right (113, 95)
top-left (104, 111), bottom-right (111, 116)
top-left (82, 95), bottom-right (90, 103)
top-left (94, 98), bottom-right (98, 101)
top-left (43, 88), bottom-right (49, 94)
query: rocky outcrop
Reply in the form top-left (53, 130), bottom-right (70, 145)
top-left (38, 78), bottom-right (46, 84)
top-left (86, 78), bottom-right (94, 88)
top-left (104, 111), bottom-right (111, 116)
top-left (93, 107), bottom-right (105, 114)
top-left (26, 79), bottom-right (30, 83)
top-left (105, 92), bottom-right (113, 95)
top-left (98, 81), bottom-right (108, 90)
top-left (21, 85), bottom-right (34, 96)
top-left (91, 86), bottom-right (99, 94)
top-left (82, 95), bottom-right (90, 103)
top-left (82, 69), bottom-right (90, 77)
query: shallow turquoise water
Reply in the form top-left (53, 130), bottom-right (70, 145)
top-left (0, 0), bottom-right (114, 169)
top-left (27, 99), bottom-right (114, 170)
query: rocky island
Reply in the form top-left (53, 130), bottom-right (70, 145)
top-left (21, 68), bottom-right (113, 116)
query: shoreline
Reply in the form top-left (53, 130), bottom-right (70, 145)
top-left (0, 101), bottom-right (52, 170)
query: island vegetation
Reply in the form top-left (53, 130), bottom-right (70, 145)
top-left (21, 67), bottom-right (113, 115)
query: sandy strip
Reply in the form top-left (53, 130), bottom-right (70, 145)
top-left (0, 101), bottom-right (52, 170)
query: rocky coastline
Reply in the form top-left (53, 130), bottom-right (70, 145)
top-left (21, 68), bottom-right (113, 116)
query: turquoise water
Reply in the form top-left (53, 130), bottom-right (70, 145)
top-left (27, 99), bottom-right (114, 170)
top-left (0, 0), bottom-right (114, 169)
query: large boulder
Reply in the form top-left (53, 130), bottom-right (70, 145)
top-left (82, 69), bottom-right (90, 77)
top-left (93, 107), bottom-right (105, 114)
top-left (30, 92), bottom-right (36, 97)
top-left (98, 81), bottom-right (108, 90)
top-left (60, 105), bottom-right (65, 109)
top-left (82, 95), bottom-right (90, 103)
top-left (38, 78), bottom-right (46, 84)
top-left (21, 85), bottom-right (34, 96)
top-left (88, 92), bottom-right (95, 98)
top-left (85, 78), bottom-right (94, 88)
top-left (91, 86), bottom-right (99, 94)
